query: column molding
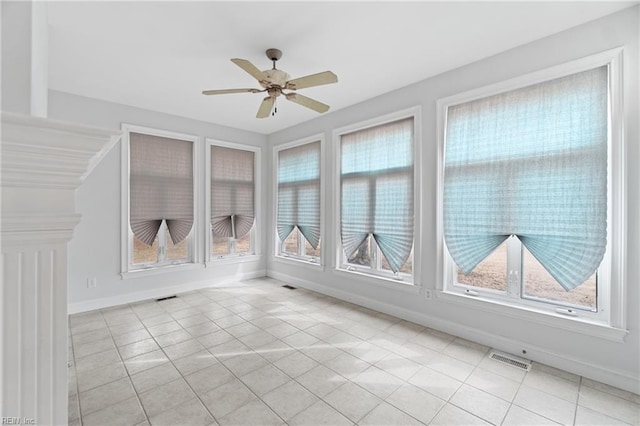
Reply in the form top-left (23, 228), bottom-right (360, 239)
top-left (1, 111), bottom-right (121, 425)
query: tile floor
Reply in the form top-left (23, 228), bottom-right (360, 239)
top-left (68, 278), bottom-right (639, 426)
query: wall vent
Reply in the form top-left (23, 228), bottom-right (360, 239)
top-left (155, 295), bottom-right (177, 302)
top-left (282, 285), bottom-right (297, 290)
top-left (489, 350), bottom-right (532, 371)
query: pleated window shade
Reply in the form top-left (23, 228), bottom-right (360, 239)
top-left (277, 141), bottom-right (321, 248)
top-left (129, 132), bottom-right (194, 246)
top-left (444, 66), bottom-right (608, 291)
top-left (211, 146), bottom-right (255, 239)
top-left (341, 118), bottom-right (414, 272)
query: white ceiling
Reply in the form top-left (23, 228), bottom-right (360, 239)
top-left (48, 1), bottom-right (635, 135)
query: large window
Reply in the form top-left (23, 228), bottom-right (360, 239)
top-left (208, 141), bottom-right (259, 260)
top-left (275, 138), bottom-right (322, 263)
top-left (121, 126), bottom-right (198, 272)
top-left (336, 112), bottom-right (418, 283)
top-left (438, 49), bottom-right (625, 330)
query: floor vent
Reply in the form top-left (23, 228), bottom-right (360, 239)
top-left (155, 295), bottom-right (177, 302)
top-left (489, 350), bottom-right (532, 371)
top-left (282, 285), bottom-right (297, 290)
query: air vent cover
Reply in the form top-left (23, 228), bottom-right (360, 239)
top-left (155, 295), bottom-right (177, 302)
top-left (489, 350), bottom-right (532, 371)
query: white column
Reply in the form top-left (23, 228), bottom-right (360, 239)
top-left (1, 1), bottom-right (48, 117)
top-left (1, 112), bottom-right (120, 425)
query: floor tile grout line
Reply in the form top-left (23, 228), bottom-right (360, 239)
top-left (68, 318), bottom-right (84, 425)
top-left (572, 376), bottom-right (583, 426)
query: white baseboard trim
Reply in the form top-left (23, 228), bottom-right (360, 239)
top-left (68, 270), bottom-right (266, 314)
top-left (268, 269), bottom-right (639, 395)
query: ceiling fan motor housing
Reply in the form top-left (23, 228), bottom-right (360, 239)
top-left (260, 69), bottom-right (291, 88)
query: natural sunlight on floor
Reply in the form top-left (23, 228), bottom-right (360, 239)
top-left (68, 278), bottom-right (639, 425)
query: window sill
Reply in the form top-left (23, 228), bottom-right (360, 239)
top-left (334, 268), bottom-right (419, 294)
top-left (205, 254), bottom-right (262, 267)
top-left (121, 262), bottom-right (204, 280)
top-left (273, 255), bottom-right (324, 269)
top-left (437, 289), bottom-right (628, 342)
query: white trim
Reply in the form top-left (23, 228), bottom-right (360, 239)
top-left (272, 255), bottom-right (324, 269)
top-left (205, 138), bottom-right (262, 260)
top-left (332, 268), bottom-right (420, 295)
top-left (81, 132), bottom-right (121, 182)
top-left (272, 133), bottom-right (326, 265)
top-left (2, 213), bottom-right (81, 246)
top-left (440, 47), bottom-right (624, 108)
top-left (70, 270), bottom-right (266, 314)
top-left (1, 112), bottom-right (121, 189)
top-left (607, 48), bottom-right (627, 330)
top-left (205, 254), bottom-right (263, 267)
top-left (437, 289), bottom-right (627, 342)
top-left (120, 123), bottom-right (201, 275)
top-left (120, 262), bottom-right (205, 280)
top-left (436, 48), bottom-right (626, 330)
top-left (267, 269), bottom-right (638, 394)
top-left (332, 106), bottom-right (422, 283)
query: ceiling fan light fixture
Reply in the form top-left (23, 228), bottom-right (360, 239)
top-left (261, 69), bottom-right (290, 88)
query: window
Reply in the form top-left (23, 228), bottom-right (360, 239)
top-left (208, 141), bottom-right (259, 260)
top-left (336, 111), bottom-right (419, 283)
top-left (438, 49), bottom-right (626, 331)
top-left (275, 138), bottom-right (322, 263)
top-left (121, 126), bottom-right (198, 273)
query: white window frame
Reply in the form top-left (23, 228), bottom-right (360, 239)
top-left (436, 48), bottom-right (627, 341)
top-left (120, 123), bottom-right (203, 279)
top-left (205, 138), bottom-right (261, 264)
top-left (273, 133), bottom-right (325, 267)
top-left (333, 106), bottom-right (422, 291)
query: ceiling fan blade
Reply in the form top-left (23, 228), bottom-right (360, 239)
top-left (285, 93), bottom-right (330, 113)
top-left (256, 97), bottom-right (275, 118)
top-left (285, 71), bottom-right (338, 90)
top-left (231, 58), bottom-right (267, 82)
top-left (202, 88), bottom-right (261, 95)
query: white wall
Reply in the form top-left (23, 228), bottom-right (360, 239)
top-left (266, 7), bottom-right (640, 393)
top-left (48, 92), bottom-right (269, 312)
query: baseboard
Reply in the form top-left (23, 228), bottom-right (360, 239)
top-left (68, 269), bottom-right (266, 314)
top-left (268, 269), bottom-right (639, 395)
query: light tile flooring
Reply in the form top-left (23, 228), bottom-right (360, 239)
top-left (68, 278), bottom-right (639, 426)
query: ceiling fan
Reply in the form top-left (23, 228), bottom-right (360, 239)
top-left (202, 48), bottom-right (338, 118)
